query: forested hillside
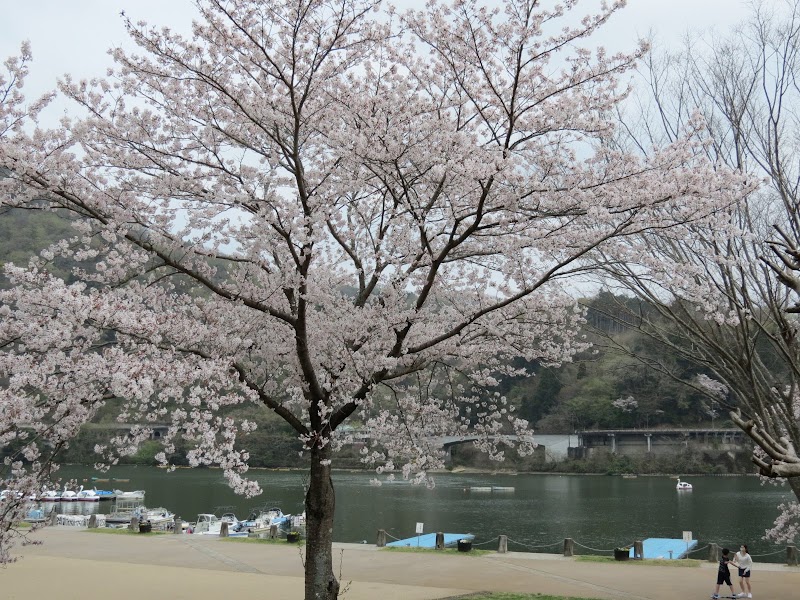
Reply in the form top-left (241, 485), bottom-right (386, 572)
top-left (0, 210), bottom-right (731, 441)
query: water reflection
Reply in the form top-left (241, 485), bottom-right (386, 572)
top-left (38, 500), bottom-right (104, 515)
top-left (49, 466), bottom-right (791, 562)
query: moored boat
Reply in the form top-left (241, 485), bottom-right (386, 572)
top-left (76, 488), bottom-right (100, 502)
top-left (38, 489), bottom-right (61, 502)
top-left (238, 506), bottom-right (291, 532)
top-left (114, 489), bottom-right (146, 500)
top-left (60, 486), bottom-right (81, 502)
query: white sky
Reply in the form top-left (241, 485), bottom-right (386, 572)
top-left (1, 0), bottom-right (760, 104)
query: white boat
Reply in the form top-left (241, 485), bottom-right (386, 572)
top-left (191, 512), bottom-right (219, 534)
top-left (676, 478), bottom-right (693, 491)
top-left (38, 489), bottom-right (61, 502)
top-left (76, 488), bottom-right (100, 502)
top-left (191, 513), bottom-right (247, 536)
top-left (134, 506), bottom-right (175, 527)
top-left (114, 489), bottom-right (146, 500)
top-left (60, 486), bottom-right (81, 502)
top-left (77, 488), bottom-right (115, 501)
top-left (238, 507), bottom-right (291, 532)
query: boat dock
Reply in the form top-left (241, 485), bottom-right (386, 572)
top-left (386, 533), bottom-right (474, 549)
top-left (631, 538), bottom-right (698, 559)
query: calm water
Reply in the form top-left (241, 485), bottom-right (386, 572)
top-left (49, 466), bottom-right (792, 561)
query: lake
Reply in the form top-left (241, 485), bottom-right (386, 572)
top-left (49, 466), bottom-right (792, 562)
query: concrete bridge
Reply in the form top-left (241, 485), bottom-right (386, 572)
top-left (573, 428), bottom-right (747, 459)
top-left (101, 424), bottom-right (745, 462)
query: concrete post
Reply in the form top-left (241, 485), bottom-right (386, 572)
top-left (88, 514), bottom-right (97, 529)
top-left (498, 535), bottom-right (508, 554)
top-left (563, 538), bottom-right (574, 557)
top-left (435, 532), bottom-right (445, 550)
top-left (269, 524), bottom-right (278, 539)
top-left (787, 545), bottom-right (798, 566)
top-left (633, 540), bottom-right (643, 559)
top-left (708, 543), bottom-right (720, 562)
top-left (49, 508), bottom-right (58, 526)
top-left (220, 521), bottom-right (229, 537)
top-left (173, 515), bottom-right (182, 534)
top-left (129, 516), bottom-right (139, 532)
top-left (377, 529), bottom-right (387, 548)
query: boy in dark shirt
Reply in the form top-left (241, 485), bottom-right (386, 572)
top-left (711, 548), bottom-right (737, 599)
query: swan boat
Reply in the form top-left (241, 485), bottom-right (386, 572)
top-left (676, 478), bottom-right (693, 491)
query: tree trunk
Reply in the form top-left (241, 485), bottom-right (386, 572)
top-left (305, 444), bottom-right (340, 600)
top-left (789, 476), bottom-right (800, 504)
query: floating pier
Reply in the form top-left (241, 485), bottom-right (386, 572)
top-left (386, 533), bottom-right (474, 549)
top-left (631, 538), bottom-right (698, 559)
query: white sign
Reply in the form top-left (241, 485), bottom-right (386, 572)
top-left (415, 522), bottom-right (424, 534)
top-left (682, 531), bottom-right (692, 542)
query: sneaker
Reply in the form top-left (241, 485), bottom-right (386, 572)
top-left (710, 595), bottom-right (719, 599)
top-left (747, 594), bottom-right (752, 598)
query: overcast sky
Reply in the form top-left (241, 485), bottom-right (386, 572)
top-left (1, 0), bottom-right (760, 109)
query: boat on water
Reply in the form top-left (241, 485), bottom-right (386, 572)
top-left (135, 506), bottom-right (174, 525)
top-left (191, 513), bottom-right (247, 536)
top-left (676, 478), bottom-right (693, 491)
top-left (60, 486), bottom-right (81, 502)
top-left (73, 488), bottom-right (116, 502)
top-left (238, 507), bottom-right (291, 532)
top-left (464, 485), bottom-right (515, 493)
top-left (114, 489), bottom-right (146, 500)
top-left (0, 489), bottom-right (25, 501)
top-left (76, 488), bottom-right (100, 502)
top-left (38, 489), bottom-right (61, 502)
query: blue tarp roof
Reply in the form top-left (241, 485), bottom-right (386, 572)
top-left (386, 533), bottom-right (474, 548)
top-left (631, 538), bottom-right (698, 559)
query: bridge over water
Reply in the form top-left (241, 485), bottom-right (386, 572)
top-left (99, 424), bottom-right (745, 462)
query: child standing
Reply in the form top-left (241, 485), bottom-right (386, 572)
top-left (711, 548), bottom-right (737, 599)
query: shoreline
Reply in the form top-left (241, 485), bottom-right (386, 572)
top-left (3, 526), bottom-right (797, 600)
top-left (63, 463), bottom-right (759, 477)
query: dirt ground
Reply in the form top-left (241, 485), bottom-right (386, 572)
top-left (2, 527), bottom-right (798, 599)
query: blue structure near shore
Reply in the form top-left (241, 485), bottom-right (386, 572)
top-left (632, 538), bottom-right (698, 559)
top-left (387, 533), bottom-right (474, 549)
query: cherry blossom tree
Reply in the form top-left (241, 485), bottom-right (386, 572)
top-left (1, 1), bottom-right (747, 596)
top-left (598, 0), bottom-right (800, 543)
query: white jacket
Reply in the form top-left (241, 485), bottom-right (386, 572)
top-left (736, 551), bottom-right (753, 572)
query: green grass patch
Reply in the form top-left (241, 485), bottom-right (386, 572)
top-left (448, 594), bottom-right (606, 600)
top-left (575, 555), bottom-right (701, 567)
top-left (381, 546), bottom-right (491, 557)
top-left (219, 535), bottom-right (305, 546)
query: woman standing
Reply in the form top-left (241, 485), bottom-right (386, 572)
top-left (735, 544), bottom-right (753, 598)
